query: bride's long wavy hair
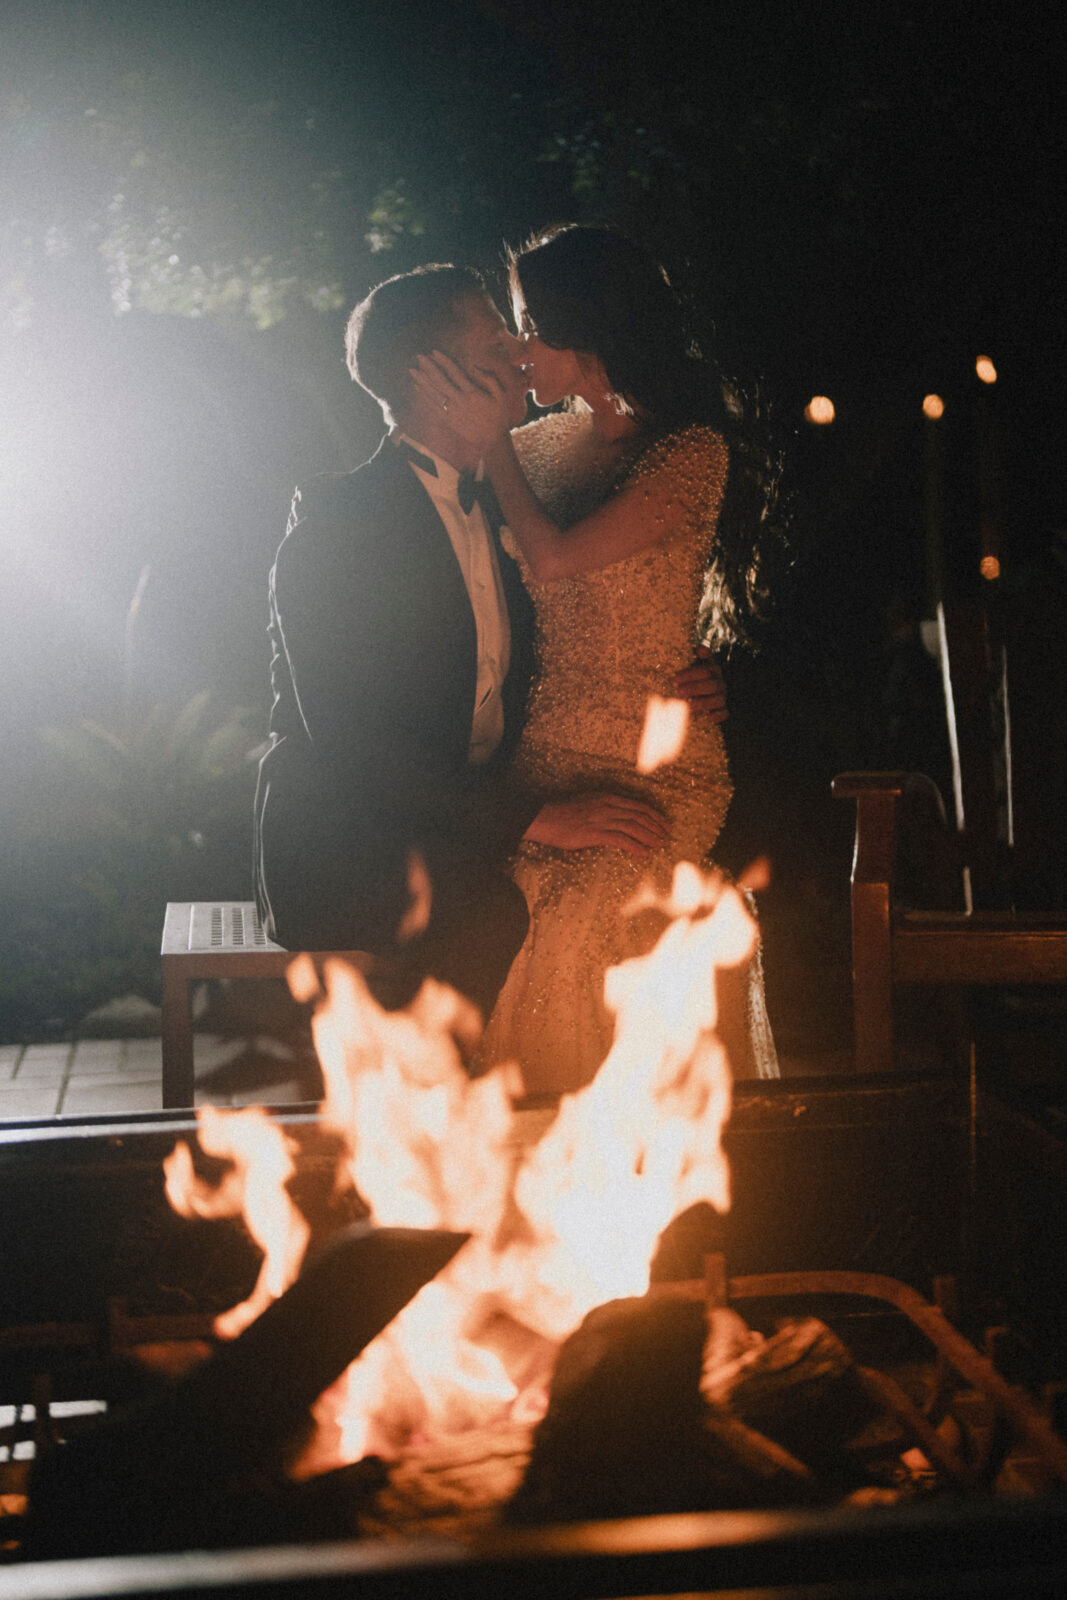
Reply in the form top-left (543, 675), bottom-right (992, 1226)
top-left (507, 223), bottom-right (785, 652)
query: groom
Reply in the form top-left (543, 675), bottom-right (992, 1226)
top-left (254, 264), bottom-right (708, 1017)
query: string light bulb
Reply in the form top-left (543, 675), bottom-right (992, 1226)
top-left (922, 394), bottom-right (945, 420)
top-left (976, 355), bottom-right (997, 385)
top-left (804, 395), bottom-right (835, 425)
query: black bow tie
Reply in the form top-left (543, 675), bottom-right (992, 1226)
top-left (457, 468), bottom-right (493, 517)
top-left (395, 439), bottom-right (492, 519)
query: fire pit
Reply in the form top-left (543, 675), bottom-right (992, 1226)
top-left (3, 1069), bottom-right (1065, 1593)
top-left (3, 870), bottom-right (1066, 1593)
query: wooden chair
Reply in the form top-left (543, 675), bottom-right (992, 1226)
top-left (160, 902), bottom-right (373, 1108)
top-left (832, 773), bottom-right (1067, 1074)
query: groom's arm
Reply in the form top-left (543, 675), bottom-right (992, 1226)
top-left (433, 757), bottom-right (542, 863)
top-left (271, 508), bottom-right (419, 796)
top-left (274, 489), bottom-right (537, 869)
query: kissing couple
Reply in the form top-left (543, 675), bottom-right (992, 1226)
top-left (254, 223), bottom-right (778, 1092)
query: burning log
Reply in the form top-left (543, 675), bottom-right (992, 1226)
top-left (22, 1224), bottom-right (467, 1559)
top-left (707, 1316), bottom-right (881, 1484)
top-left (506, 1297), bottom-right (835, 1526)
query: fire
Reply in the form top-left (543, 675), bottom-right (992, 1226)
top-left (397, 849), bottom-right (433, 942)
top-left (637, 695), bottom-right (690, 774)
top-left (297, 863), bottom-right (752, 1469)
top-left (312, 967), bottom-right (512, 1236)
top-left (163, 1106), bottom-right (309, 1340)
top-left (167, 756), bottom-right (756, 1468)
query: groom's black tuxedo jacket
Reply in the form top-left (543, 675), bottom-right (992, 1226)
top-left (254, 435), bottom-right (538, 955)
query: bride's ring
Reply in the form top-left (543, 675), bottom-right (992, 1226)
top-left (440, 399), bottom-right (450, 411)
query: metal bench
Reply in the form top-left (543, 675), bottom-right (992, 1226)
top-left (160, 902), bottom-right (372, 1108)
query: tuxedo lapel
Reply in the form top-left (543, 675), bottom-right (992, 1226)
top-left (367, 439), bottom-right (479, 761)
top-left (330, 437), bottom-right (532, 764)
top-left (382, 434), bottom-right (476, 639)
top-left (479, 485), bottom-right (537, 763)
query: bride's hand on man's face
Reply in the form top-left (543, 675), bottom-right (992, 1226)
top-left (411, 351), bottom-right (512, 452)
top-left (523, 794), bottom-right (671, 858)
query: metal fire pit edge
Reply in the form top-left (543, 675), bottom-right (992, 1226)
top-left (3, 1497), bottom-right (1067, 1599)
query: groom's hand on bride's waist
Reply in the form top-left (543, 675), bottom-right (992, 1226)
top-left (674, 647), bottom-right (728, 724)
top-left (522, 795), bottom-right (670, 857)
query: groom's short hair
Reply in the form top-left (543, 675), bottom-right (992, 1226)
top-left (346, 264), bottom-right (487, 421)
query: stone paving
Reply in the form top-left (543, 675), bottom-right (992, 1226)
top-left (0, 1036), bottom-right (317, 1121)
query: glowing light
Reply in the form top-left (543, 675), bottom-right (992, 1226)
top-left (397, 849), bottom-right (433, 941)
top-left (738, 855), bottom-right (771, 892)
top-left (976, 356), bottom-right (997, 385)
top-left (980, 555), bottom-right (1001, 581)
top-left (297, 864), bottom-right (748, 1468)
top-left (922, 394), bottom-right (945, 420)
top-left (804, 395), bottom-right (835, 425)
top-left (168, 809), bottom-right (755, 1476)
top-left (163, 1107), bottom-right (310, 1340)
top-left (287, 953), bottom-right (320, 1004)
top-left (637, 695), bottom-right (689, 773)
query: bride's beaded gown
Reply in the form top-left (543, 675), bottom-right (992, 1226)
top-left (480, 411), bottom-right (778, 1092)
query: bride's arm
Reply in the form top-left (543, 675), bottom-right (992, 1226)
top-left (485, 430), bottom-right (709, 582)
top-left (412, 352), bottom-right (724, 583)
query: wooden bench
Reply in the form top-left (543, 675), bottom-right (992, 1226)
top-left (832, 774), bottom-right (1067, 1074)
top-left (160, 902), bottom-right (372, 1108)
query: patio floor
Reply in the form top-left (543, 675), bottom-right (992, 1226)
top-left (0, 1034), bottom-right (321, 1121)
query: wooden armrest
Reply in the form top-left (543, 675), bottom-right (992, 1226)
top-left (895, 911), bottom-right (1067, 985)
top-left (832, 771), bottom-right (911, 800)
top-left (832, 771), bottom-right (947, 808)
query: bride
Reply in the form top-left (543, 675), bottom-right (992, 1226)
top-left (413, 224), bottom-right (779, 1092)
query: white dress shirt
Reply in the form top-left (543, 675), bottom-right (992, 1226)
top-left (394, 432), bottom-right (511, 764)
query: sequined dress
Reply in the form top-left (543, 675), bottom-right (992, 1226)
top-left (480, 411), bottom-right (778, 1093)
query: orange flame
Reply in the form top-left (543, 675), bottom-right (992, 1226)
top-left (287, 952), bottom-right (321, 1005)
top-left (636, 695), bottom-right (690, 773)
top-left (397, 850), bottom-right (433, 942)
top-left (293, 863), bottom-right (753, 1469)
top-left (167, 856), bottom-right (754, 1471)
top-left (163, 1107), bottom-right (309, 1340)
